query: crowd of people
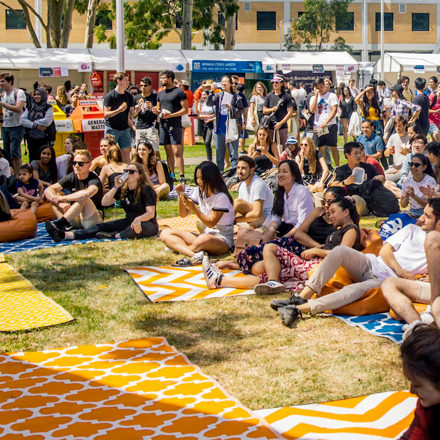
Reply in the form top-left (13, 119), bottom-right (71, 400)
top-left (1, 69), bottom-right (440, 438)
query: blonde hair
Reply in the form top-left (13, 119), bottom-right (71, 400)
top-left (302, 137), bottom-right (317, 174)
top-left (252, 81), bottom-right (267, 97)
top-left (56, 86), bottom-right (68, 106)
top-left (74, 149), bottom-right (93, 162)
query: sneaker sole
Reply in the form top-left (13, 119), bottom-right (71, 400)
top-left (255, 284), bottom-right (286, 295)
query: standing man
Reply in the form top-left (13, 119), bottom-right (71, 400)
top-left (413, 77), bottom-right (430, 137)
top-left (309, 77), bottom-right (339, 167)
top-left (103, 72), bottom-right (134, 163)
top-left (158, 70), bottom-right (188, 183)
top-left (348, 77), bottom-right (359, 98)
top-left (399, 76), bottom-right (414, 103)
top-left (133, 76), bottom-right (160, 157)
top-left (0, 73), bottom-right (26, 171)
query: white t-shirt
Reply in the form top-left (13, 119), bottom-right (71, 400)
top-left (402, 174), bottom-right (437, 210)
top-left (366, 224), bottom-right (428, 280)
top-left (386, 133), bottom-right (410, 167)
top-left (190, 187), bottom-right (234, 226)
top-left (1, 88), bottom-right (26, 127)
top-left (291, 88), bottom-right (306, 109)
top-left (0, 157), bottom-right (10, 177)
top-left (56, 154), bottom-right (71, 179)
top-left (238, 175), bottom-right (274, 217)
top-left (310, 92), bottom-right (338, 127)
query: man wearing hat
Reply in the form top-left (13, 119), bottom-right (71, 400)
top-left (180, 80), bottom-right (194, 110)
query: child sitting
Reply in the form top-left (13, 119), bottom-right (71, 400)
top-left (14, 164), bottom-right (43, 214)
top-left (399, 324), bottom-right (440, 439)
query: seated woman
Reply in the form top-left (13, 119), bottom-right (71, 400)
top-left (133, 140), bottom-right (170, 200)
top-left (248, 126), bottom-right (280, 175)
top-left (99, 145), bottom-right (126, 191)
top-left (297, 136), bottom-right (330, 192)
top-left (90, 134), bottom-right (116, 174)
top-left (30, 145), bottom-right (58, 189)
top-left (203, 196), bottom-right (362, 294)
top-left (401, 153), bottom-right (436, 218)
top-left (384, 116), bottom-right (409, 183)
top-left (160, 161), bottom-right (235, 266)
top-left (57, 162), bottom-right (158, 241)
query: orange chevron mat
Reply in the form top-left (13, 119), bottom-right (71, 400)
top-left (0, 256), bottom-right (73, 332)
top-left (0, 338), bottom-right (281, 439)
top-left (127, 265), bottom-right (254, 302)
top-left (158, 215), bottom-right (200, 234)
top-left (256, 391), bottom-right (416, 440)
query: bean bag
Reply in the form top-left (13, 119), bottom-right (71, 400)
top-left (36, 202), bottom-right (56, 223)
top-left (390, 303), bottom-right (428, 321)
top-left (310, 229), bottom-right (390, 316)
top-left (0, 209), bottom-right (37, 242)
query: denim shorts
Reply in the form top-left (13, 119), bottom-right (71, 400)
top-left (2, 125), bottom-right (24, 158)
top-left (428, 122), bottom-right (439, 135)
top-left (104, 126), bottom-right (132, 149)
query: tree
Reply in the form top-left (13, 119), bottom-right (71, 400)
top-left (285, 0), bottom-right (352, 51)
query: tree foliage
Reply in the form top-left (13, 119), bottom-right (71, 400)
top-left (285, 0), bottom-right (352, 51)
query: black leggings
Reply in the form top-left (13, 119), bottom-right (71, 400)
top-left (73, 218), bottom-right (158, 240)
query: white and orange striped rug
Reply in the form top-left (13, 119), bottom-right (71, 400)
top-left (127, 265), bottom-right (254, 302)
top-left (256, 391), bottom-right (416, 440)
top-left (158, 215), bottom-right (200, 234)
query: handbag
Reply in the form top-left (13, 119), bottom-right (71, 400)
top-left (245, 108), bottom-right (257, 132)
top-left (181, 114), bottom-right (192, 128)
top-left (259, 112), bottom-right (276, 129)
top-left (233, 226), bottom-right (263, 257)
top-left (348, 111), bottom-right (362, 137)
top-left (225, 112), bottom-right (239, 143)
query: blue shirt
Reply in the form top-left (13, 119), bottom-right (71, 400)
top-left (357, 132), bottom-right (384, 156)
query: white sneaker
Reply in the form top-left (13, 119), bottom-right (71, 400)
top-left (420, 305), bottom-right (435, 325)
top-left (402, 320), bottom-right (424, 341)
top-left (202, 256), bottom-right (222, 289)
top-left (192, 251), bottom-right (206, 264)
top-left (254, 280), bottom-right (285, 295)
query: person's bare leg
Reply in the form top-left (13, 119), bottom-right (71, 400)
top-left (251, 260), bottom-right (266, 275)
top-left (216, 260), bottom-right (240, 270)
top-left (121, 147), bottom-right (130, 163)
top-left (12, 157), bottom-right (22, 173)
top-left (299, 286), bottom-right (316, 300)
top-left (220, 274), bottom-right (258, 289)
top-left (30, 201), bottom-right (39, 214)
top-left (330, 146), bottom-right (339, 167)
top-left (164, 144), bottom-right (175, 175)
top-left (342, 119), bottom-right (348, 144)
top-left (159, 229), bottom-right (197, 256)
top-left (384, 181), bottom-right (402, 199)
top-left (426, 231), bottom-right (440, 326)
top-left (234, 198), bottom-right (253, 217)
top-left (155, 183), bottom-right (170, 201)
top-left (262, 243), bottom-right (282, 281)
top-left (173, 144), bottom-right (184, 176)
top-left (382, 277), bottom-right (426, 324)
top-left (190, 234), bottom-right (230, 255)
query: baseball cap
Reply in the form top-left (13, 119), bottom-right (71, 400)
top-left (286, 136), bottom-right (297, 145)
top-left (271, 74), bottom-right (284, 83)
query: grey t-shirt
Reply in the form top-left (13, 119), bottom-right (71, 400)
top-left (1, 88), bottom-right (26, 127)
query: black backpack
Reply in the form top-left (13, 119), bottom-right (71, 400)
top-left (161, 161), bottom-right (174, 191)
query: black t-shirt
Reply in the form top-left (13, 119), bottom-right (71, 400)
top-left (115, 185), bottom-right (157, 222)
top-left (58, 171), bottom-right (103, 211)
top-left (104, 89), bottom-right (134, 131)
top-left (304, 92), bottom-right (315, 131)
top-left (134, 93), bottom-right (158, 129)
top-left (158, 87), bottom-right (187, 126)
top-left (413, 92), bottom-right (430, 132)
top-left (335, 162), bottom-right (379, 194)
top-left (263, 91), bottom-right (295, 129)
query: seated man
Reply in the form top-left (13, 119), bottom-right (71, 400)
top-left (277, 199), bottom-right (439, 328)
top-left (382, 198), bottom-right (440, 333)
top-left (357, 120), bottom-right (385, 167)
top-left (234, 155), bottom-right (274, 229)
top-left (45, 149), bottom-right (103, 242)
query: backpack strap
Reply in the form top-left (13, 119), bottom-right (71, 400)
top-left (430, 94), bottom-right (437, 109)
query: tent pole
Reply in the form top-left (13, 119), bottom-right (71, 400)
top-left (116, 0), bottom-right (125, 72)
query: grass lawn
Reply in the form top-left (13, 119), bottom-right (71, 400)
top-left (0, 136), bottom-right (409, 410)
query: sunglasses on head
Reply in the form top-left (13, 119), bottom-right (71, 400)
top-left (72, 161), bottom-right (89, 167)
top-left (123, 169), bottom-right (137, 174)
top-left (409, 162), bottom-right (422, 168)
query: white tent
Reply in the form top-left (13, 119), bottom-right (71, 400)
top-left (384, 52), bottom-right (440, 73)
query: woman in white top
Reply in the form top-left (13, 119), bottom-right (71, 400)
top-left (249, 81), bottom-right (267, 127)
top-left (384, 116), bottom-right (410, 183)
top-left (197, 90), bottom-right (215, 162)
top-left (160, 161), bottom-right (235, 266)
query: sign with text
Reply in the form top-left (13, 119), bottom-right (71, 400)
top-left (81, 119), bottom-right (105, 132)
top-left (39, 67), bottom-right (69, 77)
top-left (54, 119), bottom-right (74, 133)
top-left (413, 65), bottom-right (425, 73)
top-left (192, 60), bottom-right (262, 73)
top-left (312, 64), bottom-right (325, 73)
top-left (78, 62), bottom-right (92, 72)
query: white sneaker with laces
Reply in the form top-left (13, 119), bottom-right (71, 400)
top-left (202, 256), bottom-right (221, 289)
top-left (192, 251), bottom-right (206, 264)
top-left (420, 305), bottom-right (435, 325)
top-left (254, 280), bottom-right (285, 295)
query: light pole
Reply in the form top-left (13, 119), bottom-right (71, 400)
top-left (380, 0), bottom-right (384, 80)
top-left (279, 18), bottom-right (298, 51)
top-left (116, 0), bottom-right (125, 72)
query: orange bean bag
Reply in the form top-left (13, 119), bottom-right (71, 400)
top-left (0, 209), bottom-right (37, 242)
top-left (390, 303), bottom-right (428, 321)
top-left (36, 202), bottom-right (56, 223)
top-left (310, 229), bottom-right (390, 316)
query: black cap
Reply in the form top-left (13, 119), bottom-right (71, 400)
top-left (390, 83), bottom-right (404, 93)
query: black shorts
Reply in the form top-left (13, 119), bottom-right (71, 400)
top-left (313, 124), bottom-right (338, 147)
top-left (159, 121), bottom-right (183, 146)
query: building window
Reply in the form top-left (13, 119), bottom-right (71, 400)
top-left (375, 12), bottom-right (393, 31)
top-left (95, 9), bottom-right (112, 30)
top-left (336, 12), bottom-right (354, 31)
top-left (5, 10), bottom-right (26, 29)
top-left (218, 12), bottom-right (238, 30)
top-left (257, 11), bottom-right (276, 30)
top-left (412, 13), bottom-right (429, 31)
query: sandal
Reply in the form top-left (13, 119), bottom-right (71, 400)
top-left (172, 257), bottom-right (193, 267)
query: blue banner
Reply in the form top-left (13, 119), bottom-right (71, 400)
top-left (192, 60), bottom-right (262, 73)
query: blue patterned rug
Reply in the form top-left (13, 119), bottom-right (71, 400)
top-left (332, 313), bottom-right (404, 344)
top-left (0, 223), bottom-right (120, 254)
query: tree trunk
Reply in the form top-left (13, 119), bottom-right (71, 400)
top-left (224, 13), bottom-right (235, 50)
top-left (48, 0), bottom-right (64, 47)
top-left (84, 0), bottom-right (100, 48)
top-left (181, 0), bottom-right (193, 50)
top-left (61, 0), bottom-right (75, 47)
top-left (13, 0), bottom-right (42, 47)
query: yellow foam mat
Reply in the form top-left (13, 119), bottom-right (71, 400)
top-left (0, 338), bottom-right (281, 439)
top-left (0, 257), bottom-right (73, 332)
top-left (158, 215), bottom-right (200, 234)
top-left (359, 216), bottom-right (387, 230)
top-left (256, 391), bottom-right (415, 439)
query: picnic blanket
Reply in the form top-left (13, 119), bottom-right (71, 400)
top-left (0, 338), bottom-right (281, 439)
top-left (0, 256), bottom-right (73, 331)
top-left (127, 265), bottom-right (254, 302)
top-left (256, 391), bottom-right (416, 440)
top-left (332, 313), bottom-right (404, 344)
top-left (0, 223), bottom-right (121, 254)
top-left (158, 215), bottom-right (199, 234)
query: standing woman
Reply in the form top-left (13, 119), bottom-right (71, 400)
top-left (197, 90), bottom-right (215, 162)
top-left (339, 86), bottom-right (356, 143)
top-left (30, 145), bottom-right (58, 189)
top-left (355, 85), bottom-right (382, 135)
top-left (160, 161), bottom-right (235, 266)
top-left (90, 135), bottom-right (116, 174)
top-left (133, 140), bottom-right (170, 200)
top-left (249, 81), bottom-right (267, 127)
top-left (206, 75), bottom-right (243, 172)
top-left (20, 88), bottom-right (54, 161)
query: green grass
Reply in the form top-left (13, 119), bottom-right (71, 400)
top-left (0, 135), bottom-right (408, 410)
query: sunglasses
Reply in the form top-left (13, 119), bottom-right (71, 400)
top-left (409, 162), bottom-right (422, 168)
top-left (72, 161), bottom-right (90, 167)
top-left (300, 142), bottom-right (308, 146)
top-left (140, 84), bottom-right (150, 87)
top-left (123, 169), bottom-right (137, 174)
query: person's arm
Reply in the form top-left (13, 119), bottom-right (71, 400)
top-left (249, 101), bottom-right (257, 125)
top-left (104, 103), bottom-right (127, 119)
top-left (400, 187), bottom-right (409, 208)
top-left (17, 186), bottom-right (40, 202)
top-left (235, 199), bottom-right (264, 223)
top-left (99, 165), bottom-right (109, 186)
top-left (404, 101), bottom-right (421, 124)
top-left (33, 106), bottom-right (53, 128)
top-left (0, 95), bottom-right (25, 113)
top-left (321, 104), bottom-right (338, 128)
top-left (379, 242), bottom-right (416, 279)
top-left (58, 185), bottom-right (99, 203)
top-left (155, 161), bottom-right (167, 185)
top-left (309, 92), bottom-right (318, 113)
top-left (293, 207), bottom-right (323, 248)
top-left (317, 156), bottom-right (330, 189)
top-left (354, 88), bottom-right (368, 106)
top-left (162, 99), bottom-right (188, 119)
top-left (181, 194), bottom-right (225, 227)
top-left (274, 106), bottom-right (293, 130)
top-left (368, 138), bottom-right (384, 160)
top-left (20, 109), bottom-right (34, 128)
top-left (131, 205), bottom-right (156, 233)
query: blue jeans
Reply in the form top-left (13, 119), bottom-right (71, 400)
top-left (104, 126), bottom-right (132, 149)
top-left (214, 133), bottom-right (238, 172)
top-left (2, 125), bottom-right (24, 159)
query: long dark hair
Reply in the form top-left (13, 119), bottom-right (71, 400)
top-left (412, 153), bottom-right (435, 178)
top-left (38, 145), bottom-right (58, 182)
top-left (194, 161), bottom-right (233, 204)
top-left (362, 89), bottom-right (381, 118)
top-left (272, 160), bottom-right (304, 217)
top-left (324, 186), bottom-right (346, 200)
top-left (120, 162), bottom-right (152, 204)
top-left (331, 196), bottom-right (360, 225)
